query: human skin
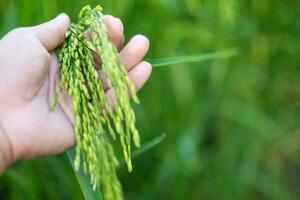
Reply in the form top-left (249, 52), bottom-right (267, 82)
top-left (0, 14), bottom-right (152, 173)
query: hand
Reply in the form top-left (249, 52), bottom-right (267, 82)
top-left (0, 14), bottom-right (152, 172)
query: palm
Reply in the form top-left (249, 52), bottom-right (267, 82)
top-left (1, 53), bottom-right (75, 160)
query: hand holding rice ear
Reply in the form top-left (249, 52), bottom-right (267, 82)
top-left (51, 5), bottom-right (142, 200)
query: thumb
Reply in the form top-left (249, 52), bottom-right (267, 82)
top-left (30, 13), bottom-right (70, 51)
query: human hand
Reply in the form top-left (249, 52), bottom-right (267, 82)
top-left (0, 14), bottom-right (152, 172)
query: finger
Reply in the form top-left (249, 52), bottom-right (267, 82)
top-left (86, 15), bottom-right (124, 50)
top-left (106, 61), bottom-right (152, 107)
top-left (102, 15), bottom-right (125, 50)
top-left (87, 15), bottom-right (125, 70)
top-left (98, 35), bottom-right (150, 90)
top-left (119, 35), bottom-right (150, 71)
top-left (29, 13), bottom-right (70, 51)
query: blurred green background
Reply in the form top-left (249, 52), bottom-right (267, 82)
top-left (1, 0), bottom-right (300, 199)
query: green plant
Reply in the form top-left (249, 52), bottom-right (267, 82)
top-left (51, 5), bottom-right (139, 200)
top-left (51, 4), bottom-right (239, 200)
top-left (2, 1), bottom-right (300, 200)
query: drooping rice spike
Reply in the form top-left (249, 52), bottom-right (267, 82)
top-left (51, 5), bottom-right (140, 200)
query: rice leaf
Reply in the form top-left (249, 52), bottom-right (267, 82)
top-left (119, 133), bottom-right (167, 168)
top-left (148, 48), bottom-right (239, 67)
top-left (68, 134), bottom-right (166, 199)
top-left (67, 150), bottom-right (103, 200)
top-left (131, 133), bottom-right (167, 159)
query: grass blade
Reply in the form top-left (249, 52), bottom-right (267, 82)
top-left (131, 133), bottom-right (167, 159)
top-left (148, 48), bottom-right (239, 67)
top-left (118, 133), bottom-right (167, 169)
top-left (68, 134), bottom-right (166, 198)
top-left (67, 149), bottom-right (103, 200)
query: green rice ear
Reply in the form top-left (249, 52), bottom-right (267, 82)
top-left (51, 5), bottom-right (140, 200)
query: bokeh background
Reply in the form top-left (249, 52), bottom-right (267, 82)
top-left (1, 0), bottom-right (300, 199)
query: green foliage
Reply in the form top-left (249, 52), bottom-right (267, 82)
top-left (67, 149), bottom-right (103, 200)
top-left (148, 48), bottom-right (239, 67)
top-left (1, 0), bottom-right (300, 200)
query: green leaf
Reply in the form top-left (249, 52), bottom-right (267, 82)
top-left (148, 48), bottom-right (239, 67)
top-left (119, 133), bottom-right (167, 168)
top-left (68, 134), bottom-right (166, 199)
top-left (67, 149), bottom-right (103, 200)
top-left (131, 133), bottom-right (167, 159)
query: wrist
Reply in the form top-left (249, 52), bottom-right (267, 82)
top-left (0, 123), bottom-right (13, 173)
